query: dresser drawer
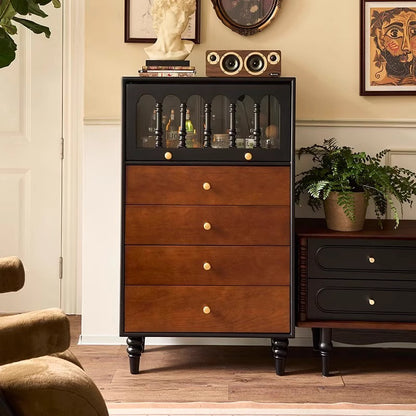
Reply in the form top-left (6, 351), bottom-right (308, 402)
top-left (126, 166), bottom-right (290, 206)
top-left (308, 279), bottom-right (416, 321)
top-left (125, 245), bottom-right (290, 286)
top-left (125, 205), bottom-right (290, 245)
top-left (124, 285), bottom-right (290, 334)
top-left (308, 238), bottom-right (416, 280)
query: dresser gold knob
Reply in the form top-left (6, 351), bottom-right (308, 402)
top-left (368, 257), bottom-right (375, 264)
top-left (203, 222), bottom-right (211, 231)
top-left (202, 182), bottom-right (211, 191)
top-left (203, 262), bottom-right (211, 271)
top-left (244, 152), bottom-right (253, 161)
top-left (164, 151), bottom-right (172, 160)
top-left (202, 306), bottom-right (211, 314)
top-left (368, 298), bottom-right (376, 306)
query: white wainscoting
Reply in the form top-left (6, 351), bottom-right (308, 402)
top-left (81, 120), bottom-right (416, 346)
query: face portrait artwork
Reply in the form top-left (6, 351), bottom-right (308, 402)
top-left (370, 6), bottom-right (416, 86)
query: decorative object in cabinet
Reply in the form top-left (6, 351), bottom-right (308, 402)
top-left (121, 77), bottom-right (296, 375)
top-left (296, 218), bottom-right (416, 376)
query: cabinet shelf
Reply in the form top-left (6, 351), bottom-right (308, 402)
top-left (123, 77), bottom-right (295, 163)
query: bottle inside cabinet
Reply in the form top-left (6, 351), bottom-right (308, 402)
top-left (135, 93), bottom-right (281, 150)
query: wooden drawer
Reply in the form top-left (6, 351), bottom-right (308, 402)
top-left (124, 285), bottom-right (290, 334)
top-left (125, 205), bottom-right (290, 245)
top-left (308, 238), bottom-right (416, 280)
top-left (308, 279), bottom-right (416, 322)
top-left (125, 245), bottom-right (290, 286)
top-left (126, 166), bottom-right (290, 206)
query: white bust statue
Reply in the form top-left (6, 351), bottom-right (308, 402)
top-left (144, 0), bottom-right (196, 60)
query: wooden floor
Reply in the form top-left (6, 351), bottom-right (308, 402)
top-left (69, 316), bottom-right (416, 405)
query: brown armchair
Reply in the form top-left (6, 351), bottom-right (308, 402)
top-left (0, 256), bottom-right (108, 416)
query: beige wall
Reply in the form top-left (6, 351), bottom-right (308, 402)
top-left (82, 1), bottom-right (416, 343)
top-left (85, 0), bottom-right (416, 122)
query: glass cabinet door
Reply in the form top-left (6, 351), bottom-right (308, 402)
top-left (124, 78), bottom-right (294, 163)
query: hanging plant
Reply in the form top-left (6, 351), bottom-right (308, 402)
top-left (0, 0), bottom-right (61, 68)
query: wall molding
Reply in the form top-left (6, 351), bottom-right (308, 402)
top-left (84, 118), bottom-right (416, 128)
top-left (296, 119), bottom-right (416, 128)
top-left (386, 149), bottom-right (416, 164)
top-left (84, 118), bottom-right (121, 125)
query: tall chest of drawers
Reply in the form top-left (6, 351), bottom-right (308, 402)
top-left (121, 77), bottom-right (296, 375)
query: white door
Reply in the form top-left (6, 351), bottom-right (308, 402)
top-left (0, 5), bottom-right (63, 312)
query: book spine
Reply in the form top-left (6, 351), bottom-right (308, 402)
top-left (138, 72), bottom-right (196, 77)
top-left (142, 66), bottom-right (195, 71)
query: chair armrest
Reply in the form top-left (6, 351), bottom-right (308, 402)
top-left (0, 257), bottom-right (24, 294)
top-left (0, 308), bottom-right (70, 365)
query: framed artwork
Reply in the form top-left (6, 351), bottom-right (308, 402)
top-left (125, 0), bottom-right (200, 43)
top-left (360, 0), bottom-right (416, 95)
top-left (211, 0), bottom-right (281, 36)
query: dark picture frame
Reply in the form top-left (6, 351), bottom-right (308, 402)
top-left (211, 0), bottom-right (280, 36)
top-left (360, 0), bottom-right (416, 95)
top-left (125, 0), bottom-right (201, 43)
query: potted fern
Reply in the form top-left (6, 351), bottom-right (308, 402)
top-left (295, 138), bottom-right (416, 231)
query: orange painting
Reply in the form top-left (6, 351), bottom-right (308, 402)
top-left (369, 5), bottom-right (416, 87)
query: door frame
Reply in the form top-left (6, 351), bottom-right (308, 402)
top-left (61, 1), bottom-right (84, 313)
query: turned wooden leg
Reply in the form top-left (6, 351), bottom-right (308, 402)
top-left (126, 336), bottom-right (145, 374)
top-left (319, 328), bottom-right (333, 377)
top-left (271, 337), bottom-right (289, 376)
top-left (312, 327), bottom-right (320, 351)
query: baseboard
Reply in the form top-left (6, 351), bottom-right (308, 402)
top-left (78, 335), bottom-right (416, 349)
top-left (79, 335), bottom-right (312, 347)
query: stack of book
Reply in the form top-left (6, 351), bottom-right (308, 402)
top-left (138, 60), bottom-right (196, 77)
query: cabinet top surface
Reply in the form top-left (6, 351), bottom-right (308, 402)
top-left (296, 218), bottom-right (416, 239)
top-left (123, 76), bottom-right (296, 85)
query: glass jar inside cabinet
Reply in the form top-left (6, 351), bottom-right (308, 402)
top-left (123, 77), bottom-right (295, 164)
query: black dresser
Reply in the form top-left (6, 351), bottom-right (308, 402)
top-left (296, 218), bottom-right (416, 376)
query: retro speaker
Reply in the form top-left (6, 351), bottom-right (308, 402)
top-left (206, 50), bottom-right (281, 77)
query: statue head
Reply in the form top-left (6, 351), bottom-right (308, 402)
top-left (145, 0), bottom-right (196, 60)
top-left (151, 0), bottom-right (196, 35)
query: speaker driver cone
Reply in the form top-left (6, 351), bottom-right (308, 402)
top-left (220, 52), bottom-right (243, 75)
top-left (245, 52), bottom-right (267, 75)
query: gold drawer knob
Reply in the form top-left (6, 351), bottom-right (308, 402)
top-left (203, 222), bottom-right (211, 231)
top-left (202, 182), bottom-right (211, 191)
top-left (368, 256), bottom-right (376, 264)
top-left (202, 305), bottom-right (211, 314)
top-left (244, 152), bottom-right (253, 161)
top-left (203, 262), bottom-right (211, 271)
top-left (368, 298), bottom-right (376, 306)
top-left (164, 151), bottom-right (172, 160)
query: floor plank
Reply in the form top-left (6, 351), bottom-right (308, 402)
top-left (68, 316), bottom-right (416, 405)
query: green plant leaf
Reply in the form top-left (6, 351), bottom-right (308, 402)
top-left (0, 26), bottom-right (17, 68)
top-left (12, 16), bottom-right (50, 37)
top-left (0, 0), bottom-right (10, 18)
top-left (27, 0), bottom-right (48, 17)
top-left (0, 0), bottom-right (18, 34)
top-left (294, 138), bottom-right (416, 228)
top-left (10, 0), bottom-right (28, 15)
top-left (1, 17), bottom-right (17, 35)
top-left (33, 0), bottom-right (60, 7)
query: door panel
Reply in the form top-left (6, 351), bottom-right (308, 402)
top-left (0, 6), bottom-right (63, 312)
